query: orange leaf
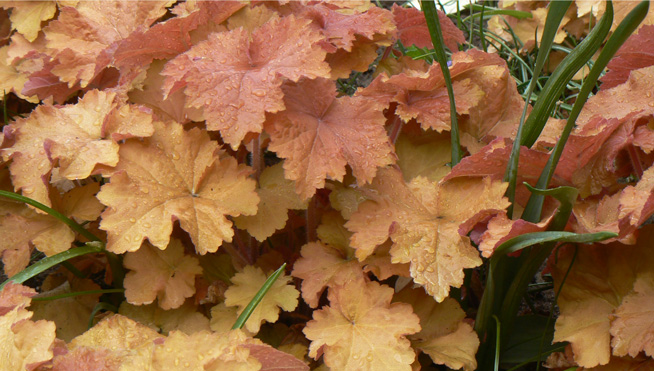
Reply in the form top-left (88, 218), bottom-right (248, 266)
top-left (0, 1), bottom-right (57, 42)
top-left (234, 162), bottom-right (307, 242)
top-left (391, 4), bottom-right (464, 51)
top-left (42, 1), bottom-right (172, 87)
top-left (162, 15), bottom-right (330, 148)
top-left (123, 239), bottom-right (203, 310)
top-left (347, 167), bottom-right (509, 301)
top-left (118, 301), bottom-right (210, 335)
top-left (97, 120), bottom-right (259, 254)
top-left (266, 77), bottom-right (395, 199)
top-left (223, 265), bottom-right (299, 333)
top-left (0, 283), bottom-right (56, 370)
top-left (1, 90), bottom-right (154, 207)
top-left (303, 280), bottom-right (420, 371)
top-left (394, 286), bottom-right (479, 371)
top-left (151, 329), bottom-right (261, 370)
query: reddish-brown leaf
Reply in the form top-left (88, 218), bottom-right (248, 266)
top-left (391, 4), bottom-right (464, 51)
top-left (602, 25), bottom-right (654, 90)
top-left (266, 78), bottom-right (394, 199)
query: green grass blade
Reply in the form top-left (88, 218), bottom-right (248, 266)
top-left (422, 0), bottom-right (463, 166)
top-left (232, 263), bottom-right (287, 330)
top-left (0, 190), bottom-right (102, 243)
top-left (523, 0), bottom-right (648, 222)
top-left (493, 231), bottom-right (616, 257)
top-left (0, 242), bottom-right (104, 291)
top-left (493, 315), bottom-right (501, 371)
top-left (503, 1), bottom-right (572, 217)
top-left (519, 1), bottom-right (613, 149)
top-left (88, 302), bottom-right (117, 329)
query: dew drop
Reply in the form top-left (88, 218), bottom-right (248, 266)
top-left (252, 89), bottom-right (266, 97)
top-left (352, 354), bottom-right (360, 360)
top-left (174, 358), bottom-right (180, 366)
top-left (129, 218), bottom-right (136, 223)
top-left (366, 355), bottom-right (373, 362)
top-left (143, 222), bottom-right (151, 228)
top-left (177, 65), bottom-right (185, 71)
top-left (197, 354), bottom-right (204, 361)
top-left (124, 235), bottom-right (131, 242)
top-left (22, 187), bottom-right (33, 195)
top-left (133, 236), bottom-right (141, 242)
top-left (204, 99), bottom-right (212, 106)
top-left (171, 152), bottom-right (180, 160)
top-left (142, 188), bottom-right (149, 194)
top-left (426, 267), bottom-right (434, 273)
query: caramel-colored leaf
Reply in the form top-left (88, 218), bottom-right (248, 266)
top-left (234, 162), bottom-right (307, 241)
top-left (97, 120), bottom-right (259, 254)
top-left (303, 280), bottom-right (420, 371)
top-left (123, 239), bottom-right (203, 310)
top-left (223, 265), bottom-right (299, 334)
top-left (347, 167), bottom-right (509, 301)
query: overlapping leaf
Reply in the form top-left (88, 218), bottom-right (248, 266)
top-left (41, 0), bottom-right (172, 88)
top-left (550, 227), bottom-right (654, 367)
top-left (601, 25), bottom-right (654, 89)
top-left (123, 239), bottom-right (202, 310)
top-left (391, 4), bottom-right (464, 51)
top-left (303, 280), bottom-right (420, 371)
top-left (223, 265), bottom-right (299, 334)
top-left (97, 120), bottom-right (259, 254)
top-left (346, 167), bottom-right (509, 301)
top-left (266, 77), bottom-right (395, 199)
top-left (234, 163), bottom-right (307, 242)
top-left (1, 90), bottom-right (155, 207)
top-left (0, 283), bottom-right (56, 370)
top-left (359, 50), bottom-right (524, 152)
top-left (162, 15), bottom-right (331, 148)
top-left (394, 286), bottom-right (479, 371)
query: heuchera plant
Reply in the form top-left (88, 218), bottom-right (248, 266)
top-left (0, 1), bottom-right (653, 370)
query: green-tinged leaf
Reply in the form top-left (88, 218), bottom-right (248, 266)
top-left (504, 1), bottom-right (572, 217)
top-left (0, 242), bottom-right (104, 291)
top-left (523, 1), bottom-right (648, 222)
top-left (422, 0), bottom-right (462, 165)
top-left (232, 263), bottom-right (287, 330)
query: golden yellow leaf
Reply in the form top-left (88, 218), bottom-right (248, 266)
top-left (0, 283), bottom-right (56, 371)
top-left (223, 265), bottom-right (299, 334)
top-left (303, 280), bottom-right (420, 371)
top-left (118, 301), bottom-right (210, 336)
top-left (97, 120), bottom-right (259, 254)
top-left (347, 167), bottom-right (509, 301)
top-left (234, 162), bottom-right (307, 241)
top-left (123, 239), bottom-right (202, 310)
